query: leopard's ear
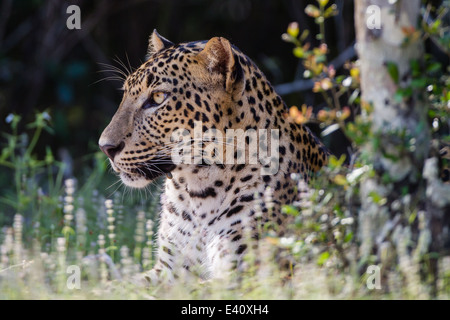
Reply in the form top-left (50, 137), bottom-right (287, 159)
top-left (197, 37), bottom-right (244, 100)
top-left (147, 29), bottom-right (174, 59)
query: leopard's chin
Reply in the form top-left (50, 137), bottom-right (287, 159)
top-left (119, 171), bottom-right (152, 189)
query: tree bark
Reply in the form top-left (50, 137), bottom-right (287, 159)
top-left (356, 0), bottom-right (429, 180)
top-left (354, 0), bottom-right (444, 294)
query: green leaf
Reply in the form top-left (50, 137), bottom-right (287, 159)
top-left (408, 211), bottom-right (417, 224)
top-left (45, 146), bottom-right (54, 165)
top-left (410, 59), bottom-right (421, 78)
top-left (333, 174), bottom-right (348, 186)
top-left (344, 232), bottom-right (353, 243)
top-left (317, 251), bottom-right (330, 266)
top-left (293, 47), bottom-right (305, 58)
top-left (395, 87), bottom-right (413, 102)
top-left (335, 75), bottom-right (346, 84)
top-left (300, 29), bottom-right (310, 42)
top-left (386, 62), bottom-right (400, 84)
top-left (282, 205), bottom-right (299, 216)
top-left (323, 4), bottom-right (338, 18)
top-left (106, 246), bottom-right (118, 252)
top-left (368, 191), bottom-right (387, 206)
top-left (0, 147), bottom-right (11, 162)
top-left (328, 155), bottom-right (347, 168)
top-left (431, 19), bottom-right (441, 33)
top-left (62, 226), bottom-right (75, 236)
top-left (411, 78), bottom-right (428, 89)
top-left (427, 62), bottom-right (441, 73)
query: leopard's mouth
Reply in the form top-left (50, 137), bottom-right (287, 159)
top-left (134, 161), bottom-right (176, 181)
top-left (111, 158), bottom-right (176, 188)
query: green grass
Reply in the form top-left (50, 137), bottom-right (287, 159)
top-left (0, 171), bottom-right (449, 300)
top-left (1, 112), bottom-right (449, 300)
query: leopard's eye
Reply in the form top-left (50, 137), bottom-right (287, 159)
top-left (152, 92), bottom-right (167, 104)
top-left (142, 91), bottom-right (169, 109)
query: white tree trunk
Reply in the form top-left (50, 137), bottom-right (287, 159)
top-left (354, 1), bottom-right (440, 291)
top-left (355, 0), bottom-right (429, 181)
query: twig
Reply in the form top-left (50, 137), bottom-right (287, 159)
top-left (275, 44), bottom-right (356, 95)
top-left (0, 260), bottom-right (34, 273)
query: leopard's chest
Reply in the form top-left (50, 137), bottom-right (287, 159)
top-left (154, 162), bottom-right (297, 278)
top-left (163, 167), bottom-right (261, 226)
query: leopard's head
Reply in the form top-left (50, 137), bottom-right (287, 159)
top-left (99, 30), bottom-right (245, 188)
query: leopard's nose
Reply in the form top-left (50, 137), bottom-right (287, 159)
top-left (99, 141), bottom-right (125, 161)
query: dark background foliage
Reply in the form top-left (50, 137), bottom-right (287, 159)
top-left (0, 0), bottom-right (357, 172)
top-left (0, 0), bottom-right (446, 175)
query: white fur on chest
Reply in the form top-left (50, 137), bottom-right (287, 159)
top-left (160, 166), bottom-right (262, 276)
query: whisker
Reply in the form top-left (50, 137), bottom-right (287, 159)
top-left (113, 55), bottom-right (133, 78)
top-left (106, 178), bottom-right (123, 190)
top-left (107, 180), bottom-right (124, 198)
top-left (91, 76), bottom-right (127, 86)
top-left (96, 63), bottom-right (129, 79)
top-left (125, 52), bottom-right (134, 76)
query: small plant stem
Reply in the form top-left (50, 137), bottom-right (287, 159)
top-left (318, 3), bottom-right (326, 45)
top-left (320, 91), bottom-right (334, 109)
top-left (25, 126), bottom-right (42, 159)
top-left (0, 160), bottom-right (15, 169)
top-left (319, 20), bottom-right (326, 45)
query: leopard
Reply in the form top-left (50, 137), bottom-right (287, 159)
top-left (99, 30), bottom-right (329, 282)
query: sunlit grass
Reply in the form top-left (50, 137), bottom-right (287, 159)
top-left (1, 112), bottom-right (449, 300)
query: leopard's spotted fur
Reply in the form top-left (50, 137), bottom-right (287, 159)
top-left (99, 31), bottom-right (328, 281)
